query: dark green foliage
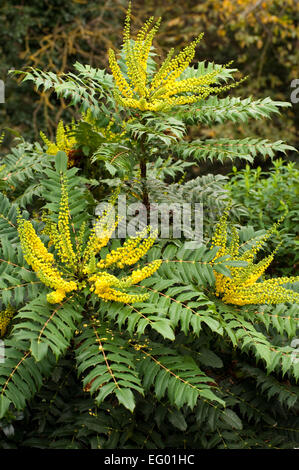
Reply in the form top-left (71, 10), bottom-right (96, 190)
top-left (1, 346), bottom-right (298, 449)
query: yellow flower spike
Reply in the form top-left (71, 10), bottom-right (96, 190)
top-left (210, 210), bottom-right (299, 306)
top-left (227, 225), bottom-right (239, 258)
top-left (0, 306), bottom-right (15, 337)
top-left (137, 17), bottom-right (161, 79)
top-left (83, 207), bottom-right (119, 269)
top-left (89, 271), bottom-right (119, 292)
top-left (151, 33), bottom-right (204, 91)
top-left (123, 0), bottom-right (132, 45)
top-left (76, 221), bottom-right (87, 260)
top-left (153, 67), bottom-right (226, 102)
top-left (56, 174), bottom-right (77, 267)
top-left (18, 217), bottom-right (55, 266)
top-left (210, 203), bottom-right (231, 260)
top-left (95, 288), bottom-right (149, 304)
top-left (116, 229), bottom-right (157, 268)
top-left (83, 186), bottom-right (122, 270)
top-left (56, 121), bottom-right (67, 151)
top-left (124, 39), bottom-right (145, 97)
top-left (87, 233), bottom-right (160, 304)
top-left (40, 131), bottom-right (58, 154)
top-left (88, 270), bottom-right (149, 304)
top-left (239, 218), bottom-right (282, 263)
top-left (41, 212), bottom-right (60, 249)
top-left (134, 16), bottom-right (155, 69)
top-left (222, 280), bottom-right (299, 306)
top-left (108, 49), bottom-right (133, 99)
top-left (120, 259), bottom-right (162, 286)
top-left (41, 121), bottom-right (77, 161)
top-left (150, 47), bottom-right (175, 89)
top-left (237, 246), bottom-right (281, 288)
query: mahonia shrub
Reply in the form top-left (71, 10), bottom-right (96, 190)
top-left (1, 3), bottom-right (298, 450)
top-left (1, 162), bottom-right (299, 447)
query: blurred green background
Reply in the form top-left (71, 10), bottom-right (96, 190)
top-left (0, 0), bottom-right (298, 150)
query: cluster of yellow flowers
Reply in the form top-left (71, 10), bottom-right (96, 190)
top-left (18, 215), bottom-right (78, 304)
top-left (41, 112), bottom-right (128, 167)
top-left (0, 306), bottom-right (15, 337)
top-left (108, 3), bottom-right (242, 112)
top-left (40, 121), bottom-right (77, 164)
top-left (97, 226), bottom-right (156, 269)
top-left (17, 176), bottom-right (161, 305)
top-left (82, 210), bottom-right (119, 275)
top-left (210, 208), bottom-right (299, 306)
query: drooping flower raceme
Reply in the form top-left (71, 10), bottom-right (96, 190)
top-left (210, 208), bottom-right (299, 306)
top-left (108, 3), bottom-right (243, 112)
top-left (17, 174), bottom-right (161, 305)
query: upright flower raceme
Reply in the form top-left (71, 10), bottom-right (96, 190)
top-left (108, 3), bottom-right (243, 112)
top-left (0, 306), bottom-right (15, 337)
top-left (40, 120), bottom-right (77, 166)
top-left (17, 173), bottom-right (161, 305)
top-left (210, 208), bottom-right (299, 306)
